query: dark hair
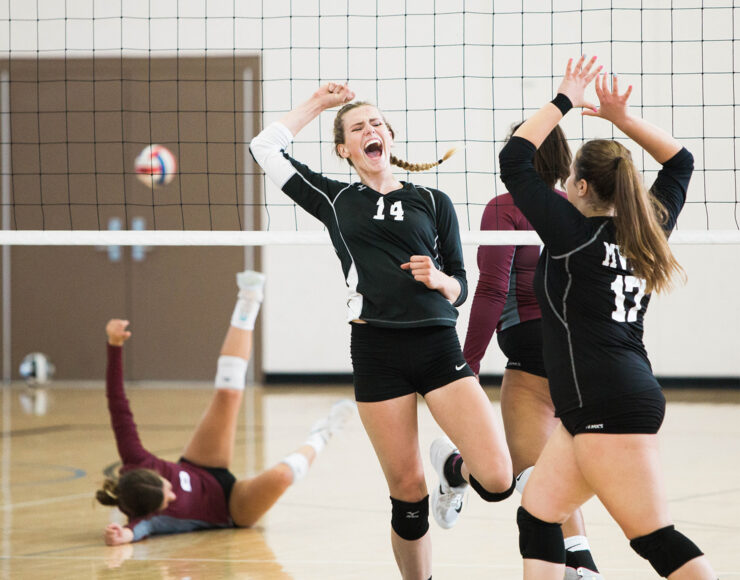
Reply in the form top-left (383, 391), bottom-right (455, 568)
top-left (95, 468), bottom-right (164, 518)
top-left (333, 101), bottom-right (456, 172)
top-left (509, 122), bottom-right (571, 189)
top-left (574, 139), bottom-right (684, 293)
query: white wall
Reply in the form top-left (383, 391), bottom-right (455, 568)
top-left (4, 0), bottom-right (738, 377)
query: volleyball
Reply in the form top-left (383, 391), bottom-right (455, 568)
top-left (134, 144), bottom-right (176, 187)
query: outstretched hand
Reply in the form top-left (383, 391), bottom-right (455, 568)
top-left (106, 319), bottom-right (132, 346)
top-left (582, 72), bottom-right (632, 125)
top-left (104, 523), bottom-right (134, 546)
top-left (556, 55), bottom-right (601, 112)
top-left (312, 82), bottom-right (355, 111)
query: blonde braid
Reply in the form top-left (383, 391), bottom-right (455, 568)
top-left (390, 148), bottom-right (457, 172)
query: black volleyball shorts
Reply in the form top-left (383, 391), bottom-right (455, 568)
top-left (559, 388), bottom-right (666, 436)
top-left (496, 319), bottom-right (547, 378)
top-left (351, 323), bottom-right (476, 402)
top-left (179, 457), bottom-right (237, 503)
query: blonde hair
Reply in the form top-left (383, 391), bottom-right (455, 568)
top-left (333, 101), bottom-right (456, 172)
top-left (574, 139), bottom-right (685, 293)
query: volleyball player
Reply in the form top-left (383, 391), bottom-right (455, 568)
top-left (96, 271), bottom-right (355, 545)
top-left (462, 124), bottom-right (602, 579)
top-left (250, 84), bottom-right (513, 580)
top-left (498, 56), bottom-right (716, 578)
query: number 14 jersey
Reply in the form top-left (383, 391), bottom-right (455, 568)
top-left (250, 122), bottom-right (468, 328)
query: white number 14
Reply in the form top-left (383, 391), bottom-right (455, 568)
top-left (373, 198), bottom-right (404, 221)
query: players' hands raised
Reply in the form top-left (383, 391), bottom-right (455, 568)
top-left (582, 72), bottom-right (632, 125)
top-left (312, 82), bottom-right (355, 110)
top-left (106, 319), bottom-right (132, 346)
top-left (556, 55), bottom-right (601, 112)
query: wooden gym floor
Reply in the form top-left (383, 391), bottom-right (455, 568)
top-left (1, 382), bottom-right (739, 579)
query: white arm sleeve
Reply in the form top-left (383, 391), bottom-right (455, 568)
top-left (249, 122), bottom-right (298, 189)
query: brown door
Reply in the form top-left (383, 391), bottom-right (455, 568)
top-left (3, 55), bottom-right (261, 381)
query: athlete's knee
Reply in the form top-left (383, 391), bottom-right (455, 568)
top-left (469, 473), bottom-right (516, 502)
top-left (630, 525), bottom-right (704, 577)
top-left (390, 495), bottom-right (429, 541)
top-left (517, 506), bottom-right (566, 563)
top-left (387, 471), bottom-right (427, 500)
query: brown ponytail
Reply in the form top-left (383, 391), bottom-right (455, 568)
top-left (95, 469), bottom-right (164, 518)
top-left (95, 477), bottom-right (120, 507)
top-left (575, 139), bottom-right (685, 293)
top-left (334, 100), bottom-right (457, 171)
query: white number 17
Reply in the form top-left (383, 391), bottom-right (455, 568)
top-left (610, 274), bottom-right (646, 322)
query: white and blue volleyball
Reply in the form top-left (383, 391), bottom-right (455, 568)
top-left (135, 144), bottom-right (177, 187)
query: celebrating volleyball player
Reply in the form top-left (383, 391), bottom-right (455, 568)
top-left (463, 124), bottom-right (602, 579)
top-left (250, 84), bottom-right (513, 580)
top-left (96, 271), bottom-right (355, 545)
top-left (498, 56), bottom-right (716, 578)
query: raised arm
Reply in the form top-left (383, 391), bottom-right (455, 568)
top-left (583, 72), bottom-right (682, 164)
top-left (250, 83), bottom-right (357, 221)
top-left (278, 83), bottom-right (355, 137)
top-left (512, 56), bottom-right (601, 147)
top-left (499, 57), bottom-right (602, 252)
top-left (105, 320), bottom-right (152, 465)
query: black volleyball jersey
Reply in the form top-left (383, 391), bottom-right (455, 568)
top-left (250, 122), bottom-right (468, 328)
top-left (500, 136), bottom-right (693, 414)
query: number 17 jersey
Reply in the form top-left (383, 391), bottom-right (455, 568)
top-left (500, 137), bottom-right (693, 414)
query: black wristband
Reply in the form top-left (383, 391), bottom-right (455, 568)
top-left (550, 93), bottom-right (573, 116)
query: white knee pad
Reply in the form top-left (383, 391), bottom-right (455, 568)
top-left (280, 453), bottom-right (309, 484)
top-left (214, 355), bottom-right (248, 390)
top-left (515, 466), bottom-right (534, 494)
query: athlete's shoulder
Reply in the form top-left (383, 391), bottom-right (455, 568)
top-left (409, 182), bottom-right (446, 198)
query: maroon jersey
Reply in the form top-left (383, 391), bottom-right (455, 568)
top-left (463, 191), bottom-right (564, 375)
top-left (106, 344), bottom-right (232, 540)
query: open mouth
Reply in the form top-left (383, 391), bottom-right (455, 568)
top-left (363, 138), bottom-right (383, 159)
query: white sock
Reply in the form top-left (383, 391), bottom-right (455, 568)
top-left (230, 297), bottom-right (261, 330)
top-left (303, 431), bottom-right (327, 455)
top-left (515, 466), bottom-right (534, 494)
top-left (214, 355), bottom-right (248, 390)
top-left (281, 452), bottom-right (309, 484)
top-left (564, 535), bottom-right (591, 552)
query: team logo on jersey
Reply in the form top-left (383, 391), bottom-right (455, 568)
top-left (179, 470), bottom-right (192, 492)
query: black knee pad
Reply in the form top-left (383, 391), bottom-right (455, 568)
top-left (630, 525), bottom-right (704, 577)
top-left (469, 474), bottom-right (516, 502)
top-left (517, 506), bottom-right (565, 563)
top-left (390, 495), bottom-right (429, 541)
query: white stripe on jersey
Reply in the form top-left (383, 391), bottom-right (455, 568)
top-left (544, 222), bottom-right (608, 408)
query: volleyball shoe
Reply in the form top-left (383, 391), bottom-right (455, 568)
top-left (430, 436), bottom-right (469, 529)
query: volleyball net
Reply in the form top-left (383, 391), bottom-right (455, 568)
top-left (1, 2), bottom-right (738, 246)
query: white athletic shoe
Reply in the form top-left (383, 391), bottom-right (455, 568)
top-left (310, 399), bottom-right (357, 444)
top-left (236, 270), bottom-right (266, 303)
top-left (429, 436), bottom-right (468, 529)
top-left (564, 567), bottom-right (604, 580)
